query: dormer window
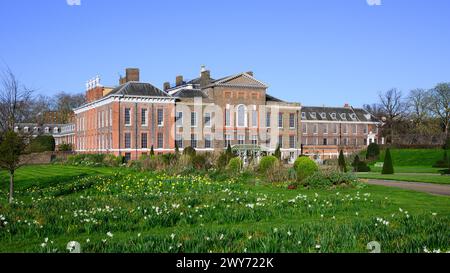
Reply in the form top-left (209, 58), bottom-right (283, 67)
top-left (320, 113), bottom-right (326, 119)
top-left (24, 127), bottom-right (29, 133)
top-left (350, 114), bottom-right (357, 120)
top-left (331, 113), bottom-right (337, 119)
top-left (301, 112), bottom-right (306, 119)
top-left (310, 112), bottom-right (317, 119)
top-left (340, 113), bottom-right (347, 120)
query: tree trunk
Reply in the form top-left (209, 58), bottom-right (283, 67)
top-left (9, 172), bottom-right (14, 204)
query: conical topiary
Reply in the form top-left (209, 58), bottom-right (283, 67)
top-left (150, 145), bottom-right (155, 156)
top-left (338, 150), bottom-right (347, 172)
top-left (352, 155), bottom-right (361, 172)
top-left (274, 144), bottom-right (281, 160)
top-left (382, 148), bottom-right (394, 174)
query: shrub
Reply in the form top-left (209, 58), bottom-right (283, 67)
top-left (27, 135), bottom-right (55, 153)
top-left (58, 143), bottom-right (73, 152)
top-left (227, 157), bottom-right (242, 173)
top-left (150, 145), bottom-right (155, 156)
top-left (338, 150), bottom-right (347, 172)
top-left (66, 154), bottom-right (119, 167)
top-left (183, 146), bottom-right (197, 157)
top-left (352, 155), bottom-right (371, 172)
top-left (366, 143), bottom-right (380, 160)
top-left (192, 154), bottom-right (209, 170)
top-left (259, 156), bottom-right (279, 174)
top-left (382, 148), bottom-right (394, 174)
top-left (294, 156), bottom-right (318, 181)
top-left (303, 170), bottom-right (359, 189)
top-left (433, 150), bottom-right (449, 168)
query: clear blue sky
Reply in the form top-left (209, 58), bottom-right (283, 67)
top-left (1, 0), bottom-right (449, 107)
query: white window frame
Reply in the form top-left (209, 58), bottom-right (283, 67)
top-left (236, 104), bottom-right (247, 128)
top-left (191, 112), bottom-right (198, 128)
top-left (205, 112), bottom-right (212, 128)
top-left (141, 108), bottom-right (148, 127)
top-left (157, 109), bottom-right (164, 127)
top-left (176, 111), bottom-right (183, 128)
top-left (124, 108), bottom-right (131, 126)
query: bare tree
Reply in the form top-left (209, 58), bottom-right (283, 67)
top-left (0, 67), bottom-right (33, 131)
top-left (406, 89), bottom-right (431, 125)
top-left (379, 88), bottom-right (405, 144)
top-left (54, 91), bottom-right (86, 123)
top-left (429, 83), bottom-right (450, 139)
top-left (363, 103), bottom-right (385, 119)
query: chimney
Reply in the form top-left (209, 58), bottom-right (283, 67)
top-left (119, 68), bottom-right (140, 84)
top-left (344, 103), bottom-right (351, 108)
top-left (200, 69), bottom-right (211, 88)
top-left (163, 82), bottom-right (171, 91)
top-left (246, 71), bottom-right (254, 77)
top-left (176, 75), bottom-right (184, 86)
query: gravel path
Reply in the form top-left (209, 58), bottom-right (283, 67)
top-left (366, 179), bottom-right (450, 196)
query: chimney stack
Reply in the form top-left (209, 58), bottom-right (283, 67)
top-left (344, 103), bottom-right (351, 108)
top-left (119, 68), bottom-right (140, 84)
top-left (163, 82), bottom-right (171, 91)
top-left (176, 75), bottom-right (184, 86)
top-left (200, 67), bottom-right (211, 88)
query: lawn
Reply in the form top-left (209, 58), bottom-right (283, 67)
top-left (357, 172), bottom-right (450, 185)
top-left (0, 165), bottom-right (449, 253)
top-left (374, 149), bottom-right (447, 167)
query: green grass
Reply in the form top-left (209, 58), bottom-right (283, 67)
top-left (0, 165), bottom-right (449, 253)
top-left (369, 166), bottom-right (442, 174)
top-left (375, 149), bottom-right (447, 167)
top-left (0, 165), bottom-right (115, 191)
top-left (357, 172), bottom-right (450, 185)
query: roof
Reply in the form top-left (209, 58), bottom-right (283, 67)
top-left (301, 106), bottom-right (380, 123)
top-left (109, 82), bottom-right (170, 97)
top-left (171, 89), bottom-right (208, 98)
top-left (266, 94), bottom-right (284, 102)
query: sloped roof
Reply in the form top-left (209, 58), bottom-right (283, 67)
top-left (109, 82), bottom-right (170, 97)
top-left (302, 106), bottom-right (379, 123)
top-left (172, 89), bottom-right (208, 98)
top-left (266, 94), bottom-right (284, 102)
top-left (211, 72), bottom-right (268, 88)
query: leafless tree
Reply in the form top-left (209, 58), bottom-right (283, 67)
top-left (429, 83), bottom-right (450, 139)
top-left (379, 88), bottom-right (405, 144)
top-left (406, 89), bottom-right (431, 125)
top-left (0, 67), bottom-right (33, 131)
top-left (363, 103), bottom-right (385, 119)
top-left (53, 91), bottom-right (86, 123)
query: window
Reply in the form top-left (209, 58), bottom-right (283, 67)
top-left (109, 109), bottom-right (112, 126)
top-left (301, 112), bottom-right (306, 119)
top-left (343, 124), bottom-right (348, 134)
top-left (205, 112), bottom-right (211, 127)
top-left (323, 124), bottom-right (328, 134)
top-left (238, 135), bottom-right (245, 145)
top-left (289, 113), bottom-right (295, 129)
top-left (237, 105), bottom-right (247, 127)
top-left (303, 124), bottom-right (307, 134)
top-left (157, 109), bottom-right (164, 126)
top-left (251, 135), bottom-right (258, 145)
top-left (331, 113), bottom-right (337, 119)
top-left (313, 124), bottom-right (318, 134)
top-left (124, 133), bottom-right (131, 149)
top-left (225, 134), bottom-right (232, 148)
top-left (364, 125), bottom-right (368, 134)
top-left (225, 109), bottom-right (231, 127)
top-left (278, 113), bottom-right (283, 128)
top-left (310, 112), bottom-right (317, 119)
top-left (323, 138), bottom-right (328, 146)
top-left (191, 134), bottom-right (197, 148)
top-left (266, 112), bottom-right (271, 127)
top-left (278, 135), bottom-right (283, 148)
top-left (344, 138), bottom-right (348, 146)
top-left (157, 133), bottom-right (164, 148)
top-left (250, 109), bottom-right (257, 127)
top-left (101, 111), bottom-right (105, 128)
top-left (352, 125), bottom-right (357, 134)
top-left (333, 124), bottom-right (338, 134)
top-left (334, 138), bottom-right (338, 145)
top-left (191, 112), bottom-right (198, 127)
top-left (141, 109), bottom-right (148, 126)
top-left (141, 133), bottom-right (148, 149)
top-left (176, 112), bottom-right (183, 127)
top-left (341, 113), bottom-right (347, 120)
top-left (320, 113), bottom-right (326, 119)
top-left (289, 135), bottom-right (296, 149)
top-left (364, 138), bottom-right (368, 146)
top-left (176, 134), bottom-right (183, 148)
top-left (205, 135), bottom-right (212, 148)
top-left (124, 108), bottom-right (131, 126)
